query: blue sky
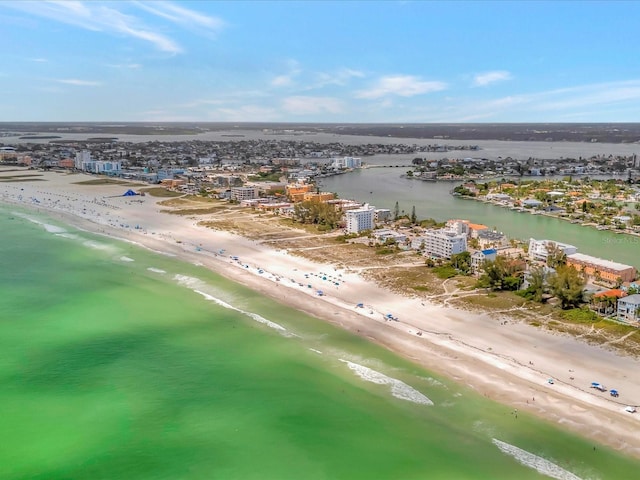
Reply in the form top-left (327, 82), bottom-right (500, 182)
top-left (2, 1), bottom-right (640, 122)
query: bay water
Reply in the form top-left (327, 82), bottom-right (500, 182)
top-left (1, 204), bottom-right (639, 479)
top-left (320, 168), bottom-right (640, 269)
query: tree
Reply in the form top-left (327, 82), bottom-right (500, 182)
top-left (545, 242), bottom-right (566, 268)
top-left (410, 205), bottom-right (417, 224)
top-left (478, 256), bottom-right (521, 291)
top-left (393, 201), bottom-right (400, 221)
top-left (451, 251), bottom-right (471, 275)
top-left (522, 265), bottom-right (546, 302)
top-left (547, 266), bottom-right (586, 309)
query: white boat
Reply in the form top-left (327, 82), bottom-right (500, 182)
top-left (625, 406), bottom-right (636, 413)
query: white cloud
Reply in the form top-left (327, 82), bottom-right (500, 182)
top-left (271, 75), bottom-right (294, 87)
top-left (5, 1), bottom-right (183, 53)
top-left (282, 96), bottom-right (343, 115)
top-left (271, 59), bottom-right (302, 87)
top-left (310, 68), bottom-right (365, 89)
top-left (57, 78), bottom-right (102, 86)
top-left (132, 1), bottom-right (225, 32)
top-left (106, 63), bottom-right (141, 69)
top-left (356, 75), bottom-right (446, 99)
top-left (473, 70), bottom-right (513, 87)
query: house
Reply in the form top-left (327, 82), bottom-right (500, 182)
top-left (471, 249), bottom-right (497, 274)
top-left (522, 198), bottom-right (543, 208)
top-left (617, 294), bottom-right (640, 324)
top-left (477, 230), bottom-right (508, 249)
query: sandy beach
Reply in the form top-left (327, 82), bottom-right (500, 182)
top-left (2, 168), bottom-right (640, 459)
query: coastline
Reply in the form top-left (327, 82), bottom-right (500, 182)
top-left (3, 169), bottom-right (640, 459)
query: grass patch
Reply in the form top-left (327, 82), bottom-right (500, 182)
top-left (452, 292), bottom-right (526, 310)
top-left (412, 285), bottom-right (430, 292)
top-left (73, 178), bottom-right (138, 186)
top-left (164, 206), bottom-right (231, 216)
top-left (0, 177), bottom-right (47, 182)
top-left (432, 265), bottom-right (457, 279)
top-left (375, 247), bottom-right (397, 255)
top-left (140, 187), bottom-right (183, 198)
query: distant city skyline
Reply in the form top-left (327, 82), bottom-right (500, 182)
top-left (1, 1), bottom-right (640, 123)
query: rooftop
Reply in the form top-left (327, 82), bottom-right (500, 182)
top-left (567, 253), bottom-right (635, 272)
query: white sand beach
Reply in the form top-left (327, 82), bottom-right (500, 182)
top-left (3, 169), bottom-right (640, 458)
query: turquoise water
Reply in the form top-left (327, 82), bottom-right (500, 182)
top-left (1, 205), bottom-right (639, 479)
top-left (320, 169), bottom-right (640, 269)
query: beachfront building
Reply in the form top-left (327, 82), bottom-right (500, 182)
top-left (416, 229), bottom-right (467, 259)
top-left (528, 239), bottom-right (577, 262)
top-left (617, 294), bottom-right (640, 324)
top-left (80, 160), bottom-right (122, 174)
top-left (230, 186), bottom-right (260, 201)
top-left (374, 208), bottom-right (391, 224)
top-left (75, 150), bottom-right (91, 169)
top-left (286, 183), bottom-right (314, 202)
top-left (471, 249), bottom-right (497, 274)
top-left (372, 229), bottom-right (407, 245)
top-left (345, 205), bottom-right (375, 234)
top-left (468, 223), bottom-right (489, 239)
top-left (445, 219), bottom-right (470, 236)
top-left (477, 230), bottom-right (509, 249)
top-left (566, 253), bottom-right (637, 285)
top-left (303, 192), bottom-right (336, 203)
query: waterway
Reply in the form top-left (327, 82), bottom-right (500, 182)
top-left (319, 168), bottom-right (640, 270)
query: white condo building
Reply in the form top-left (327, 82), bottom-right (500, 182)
top-left (332, 156), bottom-right (362, 169)
top-left (528, 238), bottom-right (577, 262)
top-left (345, 205), bottom-right (374, 234)
top-left (75, 150), bottom-right (91, 169)
top-left (414, 229), bottom-right (467, 259)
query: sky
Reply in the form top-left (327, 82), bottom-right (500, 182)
top-left (2, 1), bottom-right (640, 123)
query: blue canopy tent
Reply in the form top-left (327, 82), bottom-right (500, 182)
top-left (123, 189), bottom-right (137, 196)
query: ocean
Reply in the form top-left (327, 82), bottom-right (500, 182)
top-left (1, 204), bottom-right (639, 480)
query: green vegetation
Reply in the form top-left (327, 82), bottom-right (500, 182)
top-left (477, 256), bottom-right (522, 291)
top-left (73, 178), bottom-right (138, 186)
top-left (140, 187), bottom-right (183, 198)
top-left (433, 265), bottom-right (457, 279)
top-left (547, 266), bottom-right (586, 309)
top-left (292, 201), bottom-right (340, 229)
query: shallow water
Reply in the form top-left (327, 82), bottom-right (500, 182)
top-left (1, 205), bottom-right (638, 479)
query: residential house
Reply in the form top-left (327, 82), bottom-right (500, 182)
top-left (617, 294), bottom-right (640, 324)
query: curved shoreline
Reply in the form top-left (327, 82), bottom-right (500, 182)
top-left (2, 170), bottom-right (640, 460)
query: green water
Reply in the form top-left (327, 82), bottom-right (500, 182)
top-left (1, 206), bottom-right (639, 479)
top-left (320, 169), bottom-right (640, 269)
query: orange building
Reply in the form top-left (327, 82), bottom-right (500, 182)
top-left (566, 253), bottom-right (637, 284)
top-left (58, 158), bottom-right (75, 169)
top-left (286, 183), bottom-right (314, 202)
top-left (303, 192), bottom-right (335, 203)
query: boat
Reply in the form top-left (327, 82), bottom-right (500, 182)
top-left (625, 406), bottom-right (636, 413)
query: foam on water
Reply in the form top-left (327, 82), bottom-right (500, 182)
top-left (174, 274), bottom-right (292, 336)
top-left (13, 212), bottom-right (67, 233)
top-left (147, 267), bottom-right (166, 274)
top-left (120, 256), bottom-right (135, 262)
top-left (492, 439), bottom-right (585, 480)
top-left (340, 360), bottom-right (433, 406)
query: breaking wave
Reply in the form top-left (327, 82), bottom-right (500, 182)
top-left (120, 256), bottom-right (135, 262)
top-left (147, 267), bottom-right (166, 274)
top-left (174, 274), bottom-right (292, 336)
top-left (340, 360), bottom-right (433, 405)
top-left (492, 439), bottom-right (584, 480)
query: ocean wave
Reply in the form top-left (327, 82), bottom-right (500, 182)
top-left (173, 274), bottom-right (292, 336)
top-left (340, 360), bottom-right (433, 406)
top-left (147, 267), bottom-right (166, 274)
top-left (492, 439), bottom-right (584, 480)
top-left (120, 256), bottom-right (135, 262)
top-left (12, 212), bottom-right (66, 233)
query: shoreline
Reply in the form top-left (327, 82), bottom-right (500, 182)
top-left (2, 169), bottom-right (640, 459)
